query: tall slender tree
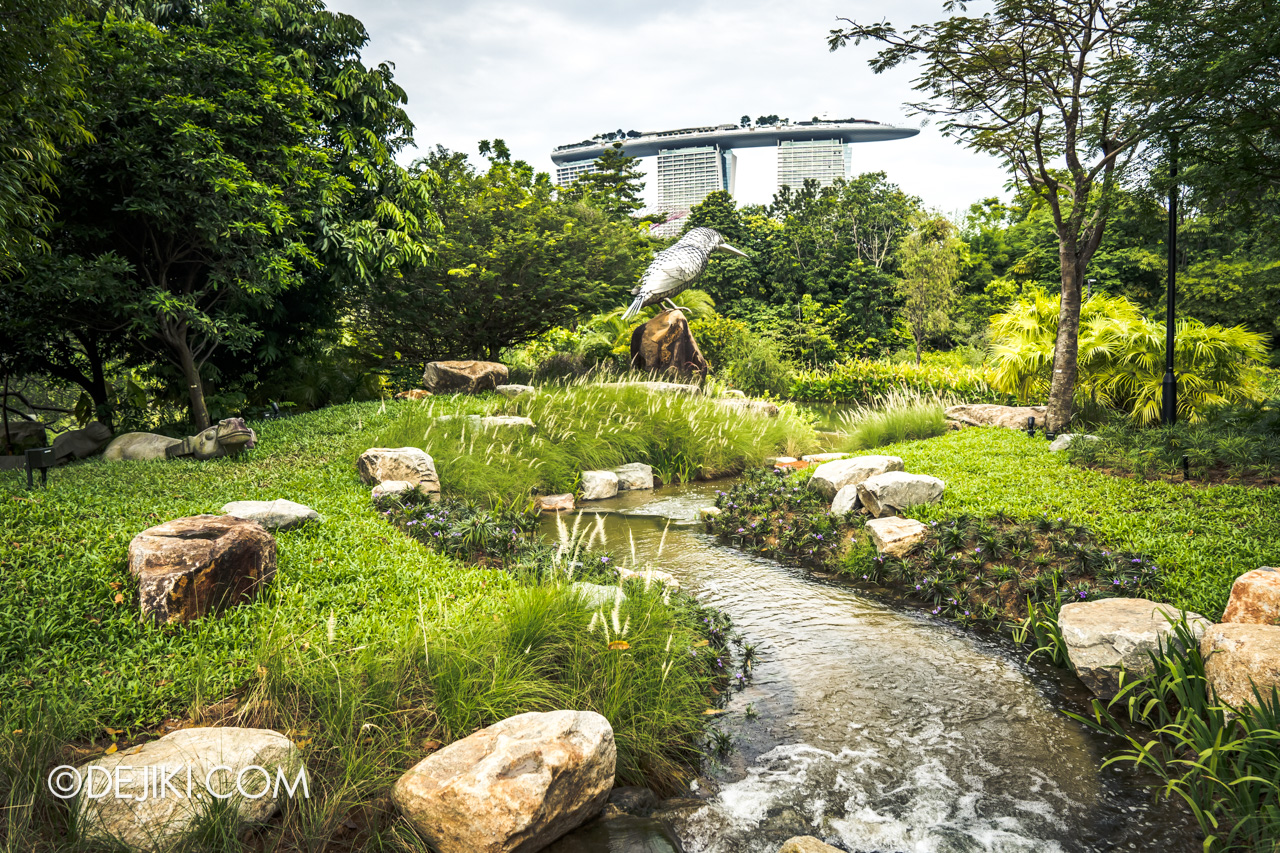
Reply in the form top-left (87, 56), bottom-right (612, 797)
top-left (830, 0), bottom-right (1150, 429)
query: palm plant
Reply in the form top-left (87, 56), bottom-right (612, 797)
top-left (989, 292), bottom-right (1268, 424)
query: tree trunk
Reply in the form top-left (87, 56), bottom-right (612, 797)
top-left (1046, 249), bottom-right (1084, 432)
top-left (174, 335), bottom-right (211, 431)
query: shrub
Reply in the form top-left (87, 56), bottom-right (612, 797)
top-left (989, 292), bottom-right (1269, 424)
top-left (835, 389), bottom-right (954, 451)
top-left (789, 358), bottom-right (1012, 404)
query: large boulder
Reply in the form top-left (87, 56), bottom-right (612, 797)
top-left (1222, 567), bottom-right (1280, 625)
top-left (612, 463), bottom-right (654, 491)
top-left (945, 404), bottom-right (1047, 430)
top-left (53, 421), bottom-right (113, 463)
top-left (372, 480), bottom-right (415, 500)
top-left (392, 710), bottom-right (615, 853)
top-left (810, 455), bottom-right (905, 499)
top-left (72, 727), bottom-right (305, 853)
top-left (128, 515), bottom-right (276, 624)
top-left (855, 472), bottom-right (945, 518)
top-left (865, 516), bottom-right (930, 558)
top-left (629, 309), bottom-right (708, 378)
top-left (1059, 598), bottom-right (1211, 700)
top-left (0, 419), bottom-right (47, 455)
top-left (356, 447), bottom-right (440, 498)
top-left (581, 471), bottom-right (619, 501)
top-left (221, 499), bottom-right (320, 531)
top-left (1201, 623), bottom-right (1280, 710)
top-left (539, 493), bottom-right (575, 513)
top-left (423, 360), bottom-right (508, 394)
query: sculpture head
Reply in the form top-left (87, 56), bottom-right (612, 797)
top-left (685, 226), bottom-right (748, 258)
top-left (191, 418), bottom-right (257, 458)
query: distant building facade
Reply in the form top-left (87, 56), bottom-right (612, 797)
top-left (550, 119), bottom-right (917, 214)
top-left (776, 138), bottom-right (852, 191)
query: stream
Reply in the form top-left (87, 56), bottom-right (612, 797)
top-left (546, 482), bottom-right (1199, 853)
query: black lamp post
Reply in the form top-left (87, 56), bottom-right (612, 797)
top-left (1161, 136), bottom-right (1179, 426)
top-left (25, 446), bottom-right (55, 489)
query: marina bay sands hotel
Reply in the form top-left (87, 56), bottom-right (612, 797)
top-left (550, 118), bottom-right (918, 213)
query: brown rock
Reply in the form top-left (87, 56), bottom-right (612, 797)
top-left (779, 838), bottom-right (843, 853)
top-left (865, 517), bottom-right (930, 558)
top-left (629, 309), bottom-right (708, 378)
top-left (1222, 567), bottom-right (1280, 625)
top-left (944, 404), bottom-right (1048, 430)
top-left (1201, 622), bottom-right (1280, 710)
top-left (539, 493), bottom-right (575, 513)
top-left (396, 389), bottom-right (433, 400)
top-left (1059, 598), bottom-right (1210, 700)
top-left (423, 360), bottom-right (509, 394)
top-left (128, 516), bottom-right (276, 624)
top-left (356, 447), bottom-right (440, 497)
top-left (392, 710), bottom-right (615, 853)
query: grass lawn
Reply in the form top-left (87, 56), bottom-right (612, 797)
top-left (0, 388), bottom-right (809, 849)
top-left (882, 427), bottom-right (1280, 618)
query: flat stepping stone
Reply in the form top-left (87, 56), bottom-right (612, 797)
top-left (221, 499), bottom-right (319, 531)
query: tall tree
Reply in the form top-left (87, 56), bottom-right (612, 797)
top-left (562, 142), bottom-right (646, 219)
top-left (896, 216), bottom-right (964, 364)
top-left (353, 144), bottom-right (651, 363)
top-left (0, 0), bottom-right (91, 274)
top-left (831, 0), bottom-right (1149, 430)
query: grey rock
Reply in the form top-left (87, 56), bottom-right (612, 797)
top-left (945, 403), bottom-right (1047, 430)
top-left (74, 727), bottom-right (305, 853)
top-left (607, 786), bottom-right (658, 816)
top-left (810, 455), bottom-right (905, 500)
top-left (829, 484), bottom-right (861, 516)
top-left (221, 499), bottom-right (319, 531)
top-left (613, 462), bottom-right (654, 490)
top-left (1, 419), bottom-right (47, 454)
top-left (371, 480), bottom-right (415, 500)
top-left (779, 837), bottom-right (844, 853)
top-left (581, 471), bottom-right (619, 501)
top-left (856, 471), bottom-right (945, 518)
top-left (715, 398), bottom-right (779, 417)
top-left (496, 384), bottom-right (537, 397)
top-left (422, 360), bottom-right (508, 394)
top-left (1048, 433), bottom-right (1100, 452)
top-left (53, 421), bottom-right (113, 463)
top-left (1201, 622), bottom-right (1280, 711)
top-left (1059, 598), bottom-right (1210, 700)
top-left (356, 447), bottom-right (440, 497)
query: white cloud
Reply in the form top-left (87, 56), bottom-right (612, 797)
top-left (326, 0), bottom-right (1012, 214)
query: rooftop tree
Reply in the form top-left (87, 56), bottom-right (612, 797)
top-left (831, 0), bottom-right (1150, 429)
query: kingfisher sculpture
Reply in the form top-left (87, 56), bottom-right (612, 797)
top-left (622, 227), bottom-right (748, 320)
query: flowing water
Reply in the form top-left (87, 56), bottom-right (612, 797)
top-left (547, 482), bottom-right (1199, 853)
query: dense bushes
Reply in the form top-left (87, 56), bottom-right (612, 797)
top-left (789, 358), bottom-right (1012, 404)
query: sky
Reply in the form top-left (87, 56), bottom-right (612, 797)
top-left (324, 0), bottom-right (1014, 218)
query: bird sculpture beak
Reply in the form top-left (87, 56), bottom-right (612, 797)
top-left (718, 243), bottom-right (749, 258)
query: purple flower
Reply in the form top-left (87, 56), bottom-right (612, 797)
top-left (601, 556), bottom-right (610, 563)
top-left (737, 528), bottom-right (745, 533)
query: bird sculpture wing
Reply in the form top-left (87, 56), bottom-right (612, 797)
top-left (622, 243), bottom-right (710, 320)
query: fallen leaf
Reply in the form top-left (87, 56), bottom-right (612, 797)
top-left (691, 639), bottom-right (709, 648)
top-left (104, 744), bottom-right (118, 755)
top-left (422, 739), bottom-right (442, 751)
top-left (113, 593), bottom-right (123, 604)
top-left (608, 640), bottom-right (630, 651)
top-left (109, 582), bottom-right (121, 591)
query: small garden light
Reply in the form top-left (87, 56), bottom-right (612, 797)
top-left (1026, 416), bottom-right (1036, 437)
top-left (25, 446), bottom-right (55, 489)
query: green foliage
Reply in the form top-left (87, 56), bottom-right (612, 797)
top-left (896, 215), bottom-right (964, 363)
top-left (374, 379), bottom-right (818, 499)
top-left (1075, 618), bottom-right (1280, 850)
top-left (990, 293), bottom-right (1269, 422)
top-left (689, 314), bottom-right (750, 371)
top-left (1067, 401), bottom-right (1280, 481)
top-left (790, 358), bottom-right (1012, 404)
top-left (354, 145), bottom-right (651, 363)
top-left (561, 142), bottom-right (646, 219)
top-left (0, 0), bottom-right (90, 275)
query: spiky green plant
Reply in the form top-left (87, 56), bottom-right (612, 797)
top-left (989, 292), bottom-right (1268, 423)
